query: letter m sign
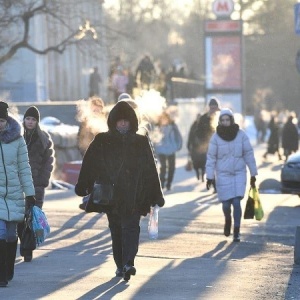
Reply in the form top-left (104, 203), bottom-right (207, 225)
top-left (212, 0), bottom-right (234, 18)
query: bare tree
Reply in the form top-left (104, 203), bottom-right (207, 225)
top-left (0, 0), bottom-right (105, 66)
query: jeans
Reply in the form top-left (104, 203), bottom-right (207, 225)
top-left (107, 212), bottom-right (141, 268)
top-left (222, 197), bottom-right (242, 228)
top-left (158, 153), bottom-right (175, 188)
top-left (0, 220), bottom-right (18, 242)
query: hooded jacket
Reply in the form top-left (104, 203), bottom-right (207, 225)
top-left (75, 101), bottom-right (164, 215)
top-left (0, 116), bottom-right (35, 222)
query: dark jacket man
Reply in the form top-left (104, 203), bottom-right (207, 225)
top-left (75, 101), bottom-right (164, 281)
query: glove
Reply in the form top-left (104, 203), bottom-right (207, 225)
top-left (250, 176), bottom-right (256, 188)
top-left (26, 196), bottom-right (36, 206)
top-left (75, 184), bottom-right (89, 197)
top-left (154, 196), bottom-right (165, 208)
top-left (206, 179), bottom-right (213, 190)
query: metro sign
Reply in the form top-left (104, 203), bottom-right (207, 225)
top-left (212, 0), bottom-right (234, 18)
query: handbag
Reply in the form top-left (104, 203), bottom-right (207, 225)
top-left (21, 207), bottom-right (36, 251)
top-left (85, 183), bottom-right (115, 213)
top-left (85, 158), bottom-right (125, 213)
top-left (32, 206), bottom-right (51, 246)
top-left (90, 183), bottom-right (114, 206)
top-left (244, 189), bottom-right (255, 219)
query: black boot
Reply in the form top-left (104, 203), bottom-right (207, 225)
top-left (7, 240), bottom-right (17, 281)
top-left (233, 227), bottom-right (240, 242)
top-left (224, 218), bottom-right (231, 237)
top-left (23, 250), bottom-right (33, 262)
top-left (0, 239), bottom-right (8, 287)
top-left (123, 264), bottom-right (136, 281)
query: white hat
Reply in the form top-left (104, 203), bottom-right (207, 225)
top-left (219, 108), bottom-right (233, 118)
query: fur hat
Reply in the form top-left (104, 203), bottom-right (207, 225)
top-left (209, 97), bottom-right (220, 107)
top-left (0, 101), bottom-right (9, 120)
top-left (24, 106), bottom-right (40, 122)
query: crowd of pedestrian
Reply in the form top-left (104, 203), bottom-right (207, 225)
top-left (90, 54), bottom-right (197, 104)
top-left (261, 110), bottom-right (299, 161)
top-left (1, 86), bottom-right (299, 287)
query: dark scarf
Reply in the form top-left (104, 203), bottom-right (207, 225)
top-left (24, 128), bottom-right (38, 150)
top-left (217, 124), bottom-right (239, 141)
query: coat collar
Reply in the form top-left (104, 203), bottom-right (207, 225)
top-left (0, 116), bottom-right (21, 143)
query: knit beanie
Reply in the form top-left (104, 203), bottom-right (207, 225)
top-left (24, 106), bottom-right (40, 122)
top-left (209, 97), bottom-right (220, 107)
top-left (0, 101), bottom-right (9, 120)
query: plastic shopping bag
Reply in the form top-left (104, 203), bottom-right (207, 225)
top-left (250, 187), bottom-right (264, 221)
top-left (32, 206), bottom-right (51, 246)
top-left (148, 205), bottom-right (159, 240)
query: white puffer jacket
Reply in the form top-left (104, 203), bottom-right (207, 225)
top-left (0, 116), bottom-right (35, 222)
top-left (206, 130), bottom-right (257, 201)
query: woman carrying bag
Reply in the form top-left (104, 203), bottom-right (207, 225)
top-left (206, 108), bottom-right (258, 242)
top-left (17, 106), bottom-right (54, 262)
top-left (0, 102), bottom-right (35, 287)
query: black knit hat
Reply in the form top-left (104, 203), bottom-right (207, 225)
top-left (0, 101), bottom-right (9, 120)
top-left (209, 97), bottom-right (220, 107)
top-left (24, 106), bottom-right (40, 122)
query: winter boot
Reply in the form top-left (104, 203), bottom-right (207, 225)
top-left (233, 227), bottom-right (240, 242)
top-left (0, 239), bottom-right (8, 287)
top-left (224, 218), bottom-right (231, 237)
top-left (23, 250), bottom-right (33, 262)
top-left (7, 240), bottom-right (17, 281)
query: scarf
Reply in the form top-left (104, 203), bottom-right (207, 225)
top-left (216, 124), bottom-right (239, 141)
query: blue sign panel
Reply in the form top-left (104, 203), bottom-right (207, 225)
top-left (295, 3), bottom-right (300, 35)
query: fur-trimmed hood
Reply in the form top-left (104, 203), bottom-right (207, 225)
top-left (0, 115), bottom-right (22, 143)
top-left (107, 101), bottom-right (138, 133)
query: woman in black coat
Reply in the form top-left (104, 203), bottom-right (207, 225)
top-left (263, 114), bottom-right (282, 160)
top-left (75, 101), bottom-right (164, 281)
top-left (18, 106), bottom-right (55, 262)
top-left (282, 115), bottom-right (299, 160)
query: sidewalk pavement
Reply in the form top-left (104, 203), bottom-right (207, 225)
top-left (2, 149), bottom-right (300, 299)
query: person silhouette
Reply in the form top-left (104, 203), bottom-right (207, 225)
top-left (89, 67), bottom-right (102, 97)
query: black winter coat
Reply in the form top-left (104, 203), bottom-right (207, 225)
top-left (282, 120), bottom-right (299, 152)
top-left (24, 125), bottom-right (55, 203)
top-left (75, 101), bottom-right (164, 216)
top-left (266, 117), bottom-right (280, 154)
top-left (186, 113), bottom-right (214, 169)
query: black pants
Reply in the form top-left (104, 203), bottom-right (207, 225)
top-left (158, 153), bottom-right (175, 189)
top-left (107, 212), bottom-right (140, 269)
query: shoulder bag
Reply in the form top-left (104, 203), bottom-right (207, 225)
top-left (85, 157), bottom-right (125, 212)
